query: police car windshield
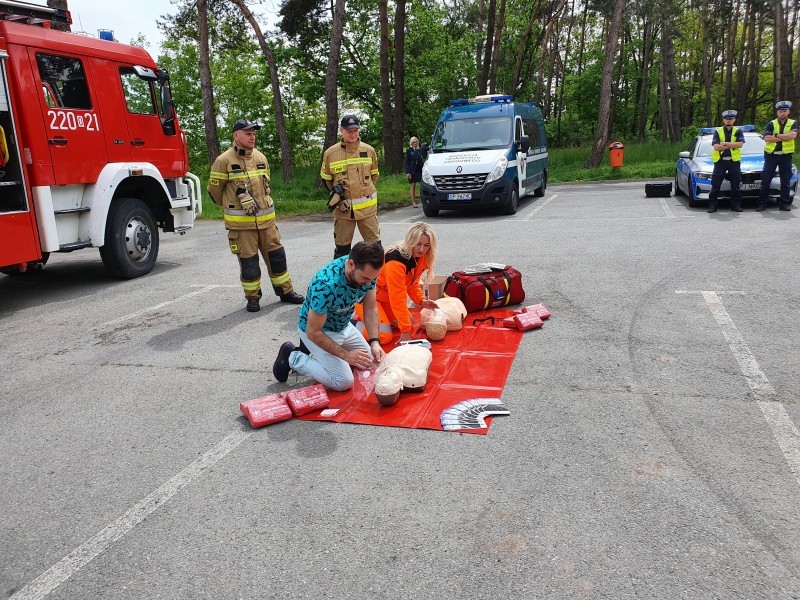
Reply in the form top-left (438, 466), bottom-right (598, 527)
top-left (431, 117), bottom-right (512, 152)
top-left (696, 133), bottom-right (766, 157)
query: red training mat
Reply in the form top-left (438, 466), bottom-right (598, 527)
top-left (297, 308), bottom-right (523, 434)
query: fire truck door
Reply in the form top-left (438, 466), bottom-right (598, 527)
top-left (118, 66), bottom-right (181, 178)
top-left (0, 51), bottom-right (40, 265)
top-left (29, 50), bottom-right (108, 185)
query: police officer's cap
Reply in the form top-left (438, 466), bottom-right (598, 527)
top-left (232, 119), bottom-right (262, 132)
top-left (776, 100), bottom-right (793, 110)
top-left (340, 114), bottom-right (361, 130)
top-left (722, 110), bottom-right (737, 119)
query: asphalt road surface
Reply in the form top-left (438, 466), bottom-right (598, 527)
top-left (3, 181), bottom-right (800, 599)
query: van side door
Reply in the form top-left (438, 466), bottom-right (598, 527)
top-left (28, 49), bottom-right (108, 185)
top-left (514, 116), bottom-right (527, 193)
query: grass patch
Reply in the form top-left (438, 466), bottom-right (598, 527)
top-left (548, 143), bottom-right (684, 183)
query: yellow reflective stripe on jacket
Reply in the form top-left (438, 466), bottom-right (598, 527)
top-left (270, 272), bottom-right (291, 286)
top-left (350, 192), bottom-right (378, 211)
top-left (223, 206), bottom-right (276, 224)
top-left (371, 168), bottom-right (379, 175)
top-left (227, 168), bottom-right (269, 181)
top-left (320, 171), bottom-right (333, 181)
top-left (209, 171), bottom-right (229, 180)
top-left (329, 157), bottom-right (374, 170)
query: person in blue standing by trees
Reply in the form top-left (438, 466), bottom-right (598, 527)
top-left (405, 136), bottom-right (424, 208)
top-left (758, 100), bottom-right (797, 212)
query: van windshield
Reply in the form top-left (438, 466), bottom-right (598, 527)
top-left (431, 116), bottom-right (512, 152)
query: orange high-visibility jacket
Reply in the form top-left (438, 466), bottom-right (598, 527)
top-left (375, 248), bottom-right (430, 334)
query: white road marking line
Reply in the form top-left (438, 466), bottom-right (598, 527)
top-left (524, 193), bottom-right (559, 220)
top-left (100, 285), bottom-right (225, 327)
top-left (659, 197), bottom-right (676, 218)
top-left (10, 430), bottom-right (253, 600)
top-left (692, 290), bottom-right (800, 487)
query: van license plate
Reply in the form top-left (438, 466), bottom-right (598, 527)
top-left (740, 183), bottom-right (760, 190)
top-left (447, 193), bottom-right (472, 200)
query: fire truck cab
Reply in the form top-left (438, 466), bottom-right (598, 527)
top-left (0, 0), bottom-right (200, 279)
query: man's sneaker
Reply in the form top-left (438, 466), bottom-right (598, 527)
top-left (779, 204), bottom-right (791, 211)
top-left (273, 341), bottom-right (295, 382)
top-left (280, 291), bottom-right (305, 304)
top-left (246, 297), bottom-right (260, 312)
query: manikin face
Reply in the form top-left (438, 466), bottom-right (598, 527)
top-left (341, 127), bottom-right (360, 144)
top-left (345, 260), bottom-right (380, 287)
top-left (234, 129), bottom-right (257, 149)
top-left (412, 234), bottom-right (431, 258)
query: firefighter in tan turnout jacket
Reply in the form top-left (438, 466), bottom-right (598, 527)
top-left (321, 115), bottom-right (381, 259)
top-left (207, 119), bottom-right (304, 312)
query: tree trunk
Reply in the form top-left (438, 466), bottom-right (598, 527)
top-left (319, 0), bottom-right (346, 187)
top-left (475, 0), bottom-right (485, 83)
top-left (378, 0), bottom-right (394, 171)
top-left (488, 0), bottom-right (506, 93)
top-left (511, 0), bottom-right (540, 94)
top-left (555, 0), bottom-right (576, 144)
top-left (198, 0), bottom-right (220, 166)
top-left (230, 0), bottom-right (294, 180)
top-left (636, 20), bottom-right (653, 142)
top-left (775, 0), bottom-right (786, 99)
top-left (724, 0), bottom-right (739, 107)
top-left (584, 0), bottom-right (625, 168)
top-left (662, 16), bottom-right (681, 142)
top-left (700, 0), bottom-right (712, 125)
top-left (477, 0), bottom-right (496, 94)
top-left (46, 0), bottom-right (71, 32)
top-left (391, 0), bottom-right (406, 174)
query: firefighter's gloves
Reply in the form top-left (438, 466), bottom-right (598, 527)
top-left (237, 187), bottom-right (258, 216)
top-left (328, 184), bottom-right (346, 212)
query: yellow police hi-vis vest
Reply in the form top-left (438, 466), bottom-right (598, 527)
top-left (712, 127), bottom-right (741, 162)
top-left (764, 119), bottom-right (796, 154)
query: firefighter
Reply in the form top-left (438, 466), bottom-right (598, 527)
top-left (207, 119), bottom-right (304, 312)
top-left (758, 100), bottom-right (798, 212)
top-left (320, 115), bottom-right (381, 259)
top-left (707, 109), bottom-right (744, 213)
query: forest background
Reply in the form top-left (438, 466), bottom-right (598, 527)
top-left (48, 0), bottom-right (800, 214)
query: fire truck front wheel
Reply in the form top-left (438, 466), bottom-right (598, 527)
top-left (100, 198), bottom-right (159, 279)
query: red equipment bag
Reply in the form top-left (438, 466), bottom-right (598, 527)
top-left (240, 394), bottom-right (293, 428)
top-left (443, 266), bottom-right (525, 313)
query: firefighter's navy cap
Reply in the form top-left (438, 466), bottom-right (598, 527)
top-left (722, 110), bottom-right (737, 119)
top-left (233, 119), bottom-right (262, 132)
top-left (340, 115), bottom-right (361, 130)
top-left (776, 100), bottom-right (793, 110)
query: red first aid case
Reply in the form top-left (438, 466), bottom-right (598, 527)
top-left (285, 384), bottom-right (330, 417)
top-left (520, 303), bottom-right (551, 319)
top-left (240, 394), bottom-right (293, 428)
top-left (513, 312), bottom-right (544, 331)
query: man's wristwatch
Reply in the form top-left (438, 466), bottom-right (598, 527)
top-left (368, 338), bottom-right (380, 345)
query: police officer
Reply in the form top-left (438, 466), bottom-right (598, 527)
top-left (758, 100), bottom-right (797, 211)
top-left (708, 109), bottom-right (745, 213)
top-left (207, 119), bottom-right (304, 312)
top-left (320, 115), bottom-right (381, 259)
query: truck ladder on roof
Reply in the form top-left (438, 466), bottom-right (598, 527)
top-left (0, 0), bottom-right (71, 25)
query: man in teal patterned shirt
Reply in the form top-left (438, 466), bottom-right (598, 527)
top-left (273, 241), bottom-right (386, 390)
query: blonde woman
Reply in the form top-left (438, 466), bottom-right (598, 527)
top-left (355, 222), bottom-right (438, 343)
top-left (405, 136), bottom-right (424, 208)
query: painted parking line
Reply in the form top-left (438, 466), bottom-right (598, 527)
top-left (659, 197), bottom-right (676, 218)
top-left (678, 290), bottom-right (800, 488)
top-left (10, 430), bottom-right (254, 600)
top-left (523, 193), bottom-right (558, 221)
top-left (100, 284), bottom-right (238, 327)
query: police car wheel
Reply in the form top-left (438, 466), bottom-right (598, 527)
top-left (100, 198), bottom-right (160, 279)
top-left (502, 189), bottom-right (519, 215)
top-left (674, 171), bottom-right (686, 196)
top-left (533, 171), bottom-right (547, 197)
top-left (688, 185), bottom-right (702, 208)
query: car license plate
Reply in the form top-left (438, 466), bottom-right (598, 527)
top-left (447, 193), bottom-right (472, 200)
top-left (741, 182), bottom-right (760, 190)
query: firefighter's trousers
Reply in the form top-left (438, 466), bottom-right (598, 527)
top-left (227, 224), bottom-right (294, 299)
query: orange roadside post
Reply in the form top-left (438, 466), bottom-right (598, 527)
top-left (608, 141), bottom-right (624, 168)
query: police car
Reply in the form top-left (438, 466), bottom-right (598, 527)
top-left (674, 125), bottom-right (798, 207)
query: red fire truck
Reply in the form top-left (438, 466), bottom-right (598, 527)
top-left (0, 0), bottom-right (200, 279)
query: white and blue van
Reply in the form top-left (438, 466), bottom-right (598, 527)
top-left (420, 95), bottom-right (548, 216)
